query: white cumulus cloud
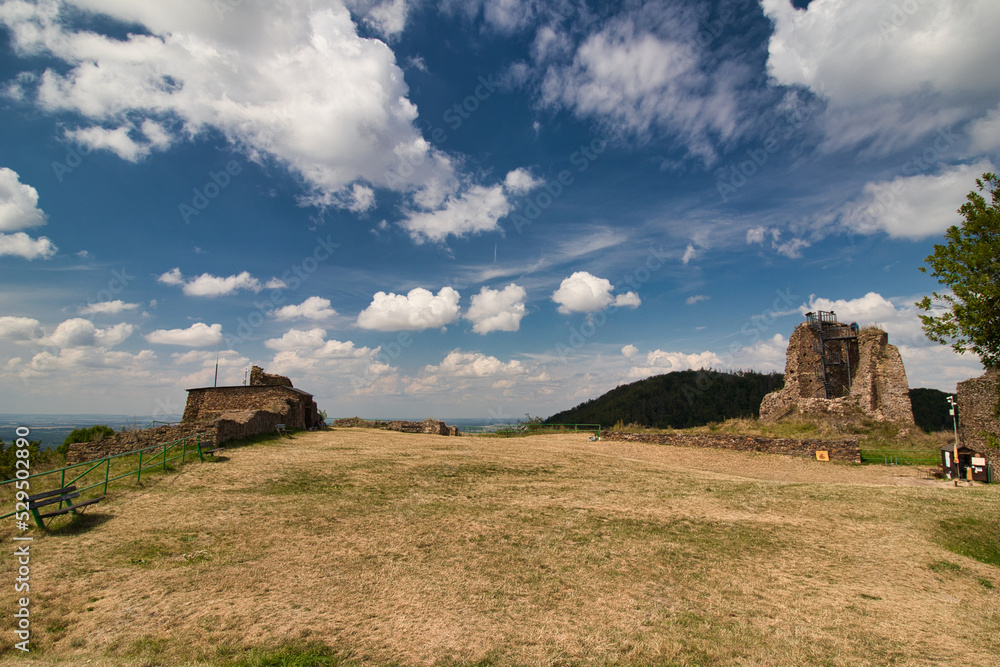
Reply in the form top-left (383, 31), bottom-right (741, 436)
top-left (272, 296), bottom-right (338, 322)
top-left (264, 328), bottom-right (329, 352)
top-left (39, 318), bottom-right (133, 349)
top-left (145, 322), bottom-right (223, 347)
top-left (157, 268), bottom-right (262, 297)
top-left (80, 300), bottom-right (141, 316)
top-left (465, 284), bottom-right (527, 334)
top-left (357, 286), bottom-right (461, 331)
top-left (0, 167), bottom-right (46, 231)
top-left (843, 160), bottom-right (995, 239)
top-left (0, 232), bottom-right (57, 260)
top-left (0, 168), bottom-right (56, 260)
top-left (64, 125), bottom-right (154, 162)
top-left (552, 271), bottom-right (640, 314)
top-left (423, 350), bottom-right (526, 378)
top-left (0, 316), bottom-right (41, 342)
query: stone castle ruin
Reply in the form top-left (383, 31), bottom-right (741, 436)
top-left (67, 366), bottom-right (321, 463)
top-left (760, 311), bottom-right (915, 424)
top-left (182, 365), bottom-right (319, 432)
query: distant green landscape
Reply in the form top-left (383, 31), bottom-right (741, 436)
top-left (545, 369), bottom-right (954, 433)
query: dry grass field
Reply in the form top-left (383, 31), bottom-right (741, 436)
top-left (1, 428), bottom-right (998, 666)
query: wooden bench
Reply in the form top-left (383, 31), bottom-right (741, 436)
top-left (26, 486), bottom-right (104, 529)
top-left (276, 423), bottom-right (289, 437)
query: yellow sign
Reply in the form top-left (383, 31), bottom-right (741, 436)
top-left (815, 450), bottom-right (830, 462)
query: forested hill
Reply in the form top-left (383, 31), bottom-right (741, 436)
top-left (545, 369), bottom-right (785, 429)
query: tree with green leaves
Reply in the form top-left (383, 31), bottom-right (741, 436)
top-left (56, 424), bottom-right (115, 457)
top-left (916, 172), bottom-right (1000, 369)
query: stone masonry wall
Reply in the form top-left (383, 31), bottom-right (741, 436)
top-left (183, 386), bottom-right (313, 428)
top-left (249, 365), bottom-right (293, 387)
top-left (602, 432), bottom-right (861, 462)
top-left (851, 329), bottom-right (915, 423)
top-left (957, 368), bottom-right (1000, 469)
top-left (66, 424), bottom-right (212, 464)
top-left (214, 409), bottom-right (287, 444)
top-left (760, 324), bottom-right (914, 424)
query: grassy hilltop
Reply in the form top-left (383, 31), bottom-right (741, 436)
top-left (1, 427), bottom-right (997, 666)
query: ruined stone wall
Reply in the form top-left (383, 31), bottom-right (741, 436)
top-left (249, 365), bottom-right (292, 387)
top-left (851, 329), bottom-right (914, 423)
top-left (601, 432), bottom-right (861, 462)
top-left (957, 368), bottom-right (1000, 469)
top-left (214, 409), bottom-right (286, 444)
top-left (331, 417), bottom-right (460, 435)
top-left (66, 424), bottom-right (211, 464)
top-left (183, 386), bottom-right (311, 428)
top-left (776, 324), bottom-right (826, 402)
top-left (66, 406), bottom-right (300, 463)
top-left (760, 324), bottom-right (914, 424)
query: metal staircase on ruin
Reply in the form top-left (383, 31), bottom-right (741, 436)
top-left (806, 310), bottom-right (858, 399)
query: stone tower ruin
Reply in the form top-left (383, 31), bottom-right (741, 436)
top-left (760, 311), bottom-right (915, 424)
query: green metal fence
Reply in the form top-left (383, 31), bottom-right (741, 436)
top-left (142, 420), bottom-right (181, 429)
top-left (859, 449), bottom-right (939, 466)
top-left (0, 432), bottom-right (213, 523)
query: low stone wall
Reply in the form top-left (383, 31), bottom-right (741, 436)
top-left (332, 417), bottom-right (459, 436)
top-left (601, 431), bottom-right (861, 462)
top-left (66, 407), bottom-right (302, 463)
top-left (65, 424), bottom-right (210, 464)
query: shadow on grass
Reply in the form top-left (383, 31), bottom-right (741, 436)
top-left (937, 516), bottom-right (1000, 567)
top-left (41, 511), bottom-right (114, 536)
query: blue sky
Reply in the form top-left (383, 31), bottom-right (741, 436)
top-left (0, 0), bottom-right (995, 419)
